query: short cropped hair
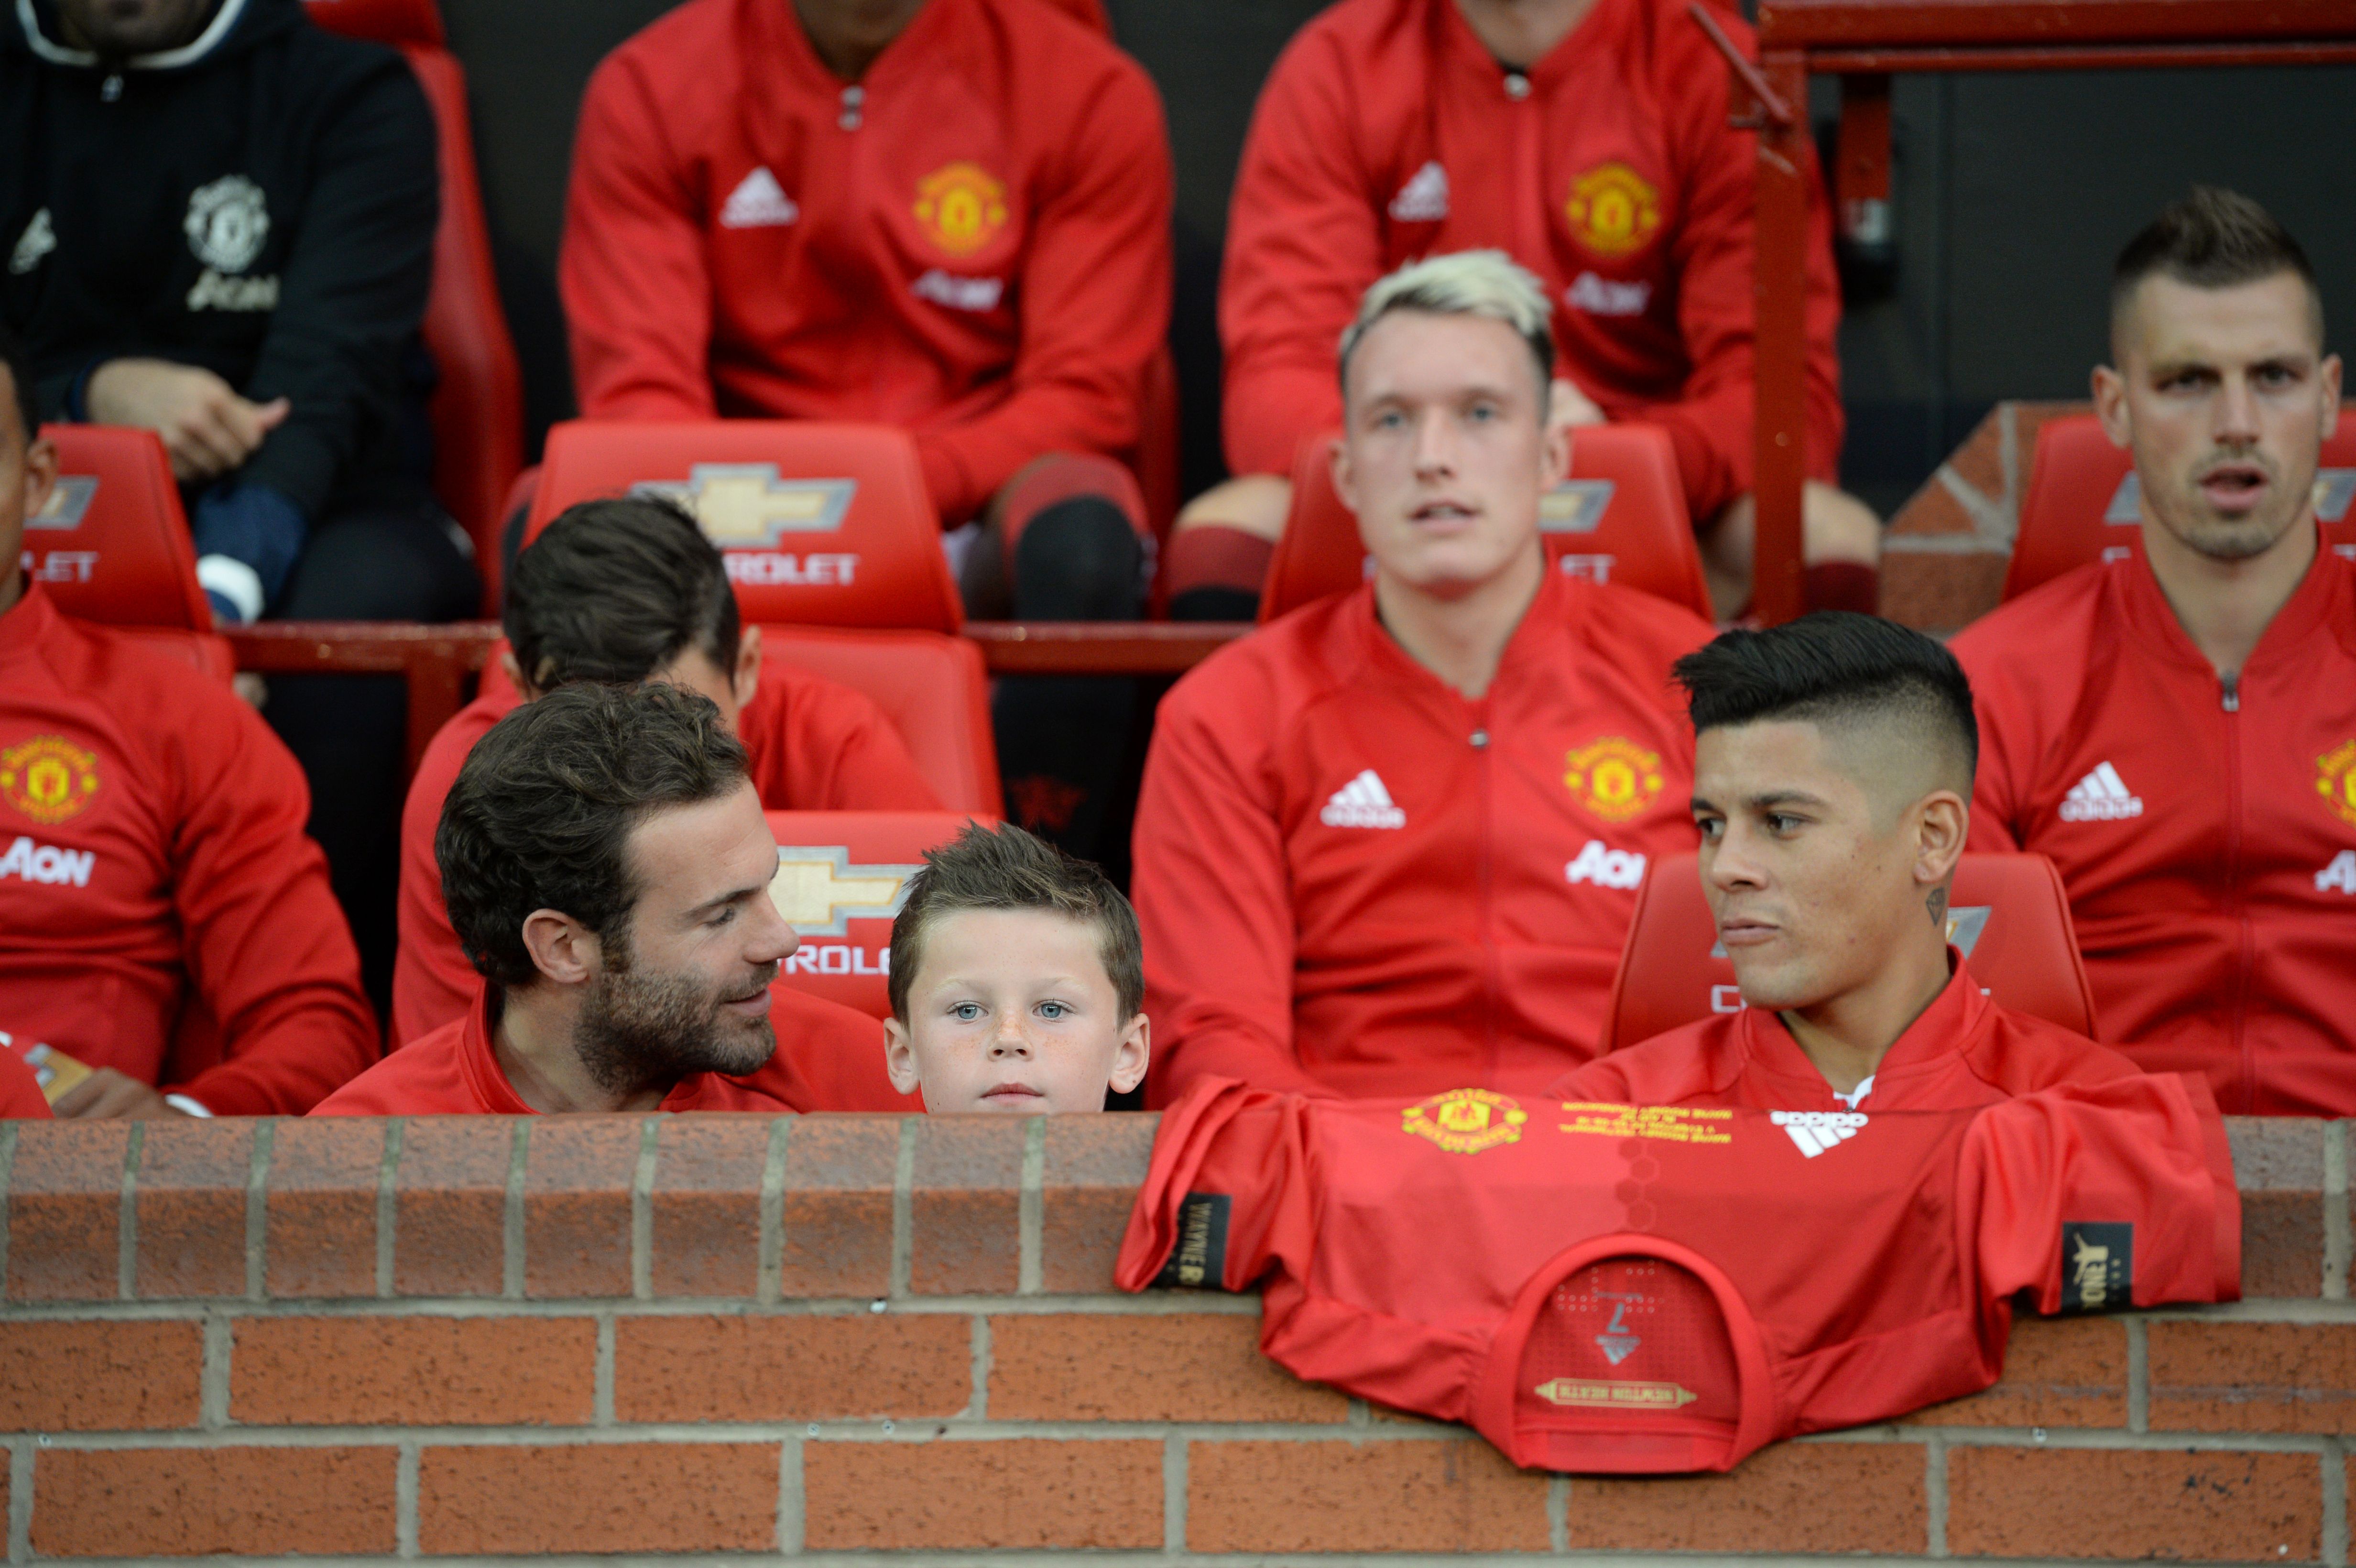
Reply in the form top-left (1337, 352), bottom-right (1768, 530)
top-left (0, 318), bottom-right (36, 452)
top-left (437, 682), bottom-right (750, 988)
top-left (506, 497), bottom-right (742, 693)
top-left (1338, 250), bottom-right (1554, 400)
top-left (886, 822), bottom-right (1144, 1023)
top-left (2113, 186), bottom-right (2323, 348)
top-left (1673, 611), bottom-right (1978, 787)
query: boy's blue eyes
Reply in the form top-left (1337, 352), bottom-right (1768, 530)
top-left (947, 1001), bottom-right (1074, 1021)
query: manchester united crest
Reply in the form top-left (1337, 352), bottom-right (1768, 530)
top-left (0, 736), bottom-right (100, 825)
top-left (1564, 163), bottom-right (1662, 258)
top-left (2319, 740), bottom-right (2356, 828)
top-left (1565, 737), bottom-right (1665, 823)
top-left (1402, 1089), bottom-right (1528, 1154)
top-left (913, 163), bottom-right (1009, 256)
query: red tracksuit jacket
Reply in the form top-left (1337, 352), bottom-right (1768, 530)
top-left (1133, 570), bottom-right (1713, 1104)
top-left (1118, 1074), bottom-right (2238, 1473)
top-left (0, 585), bottom-right (376, 1113)
top-left (1952, 531), bottom-right (2356, 1116)
top-left (313, 981), bottom-right (887, 1115)
top-left (391, 649), bottom-right (940, 1050)
top-left (1554, 954), bottom-right (2147, 1110)
top-left (1219, 0), bottom-right (1843, 521)
top-left (560, 0), bottom-right (1174, 526)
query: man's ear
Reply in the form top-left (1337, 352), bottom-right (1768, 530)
top-left (2322, 356), bottom-right (2343, 442)
top-left (882, 1015), bottom-right (922, 1098)
top-left (2091, 363), bottom-right (2132, 450)
top-left (1912, 790), bottom-right (1968, 892)
top-left (1327, 434), bottom-right (1358, 520)
top-left (520, 908), bottom-right (600, 987)
top-left (733, 623), bottom-right (763, 709)
top-left (21, 436), bottom-right (57, 522)
top-left (1108, 1012), bottom-right (1150, 1097)
top-left (1539, 413), bottom-right (1571, 491)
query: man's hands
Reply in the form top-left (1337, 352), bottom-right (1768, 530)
top-left (52, 1067), bottom-right (189, 1120)
top-left (1548, 376), bottom-right (1607, 436)
top-left (85, 359), bottom-right (289, 483)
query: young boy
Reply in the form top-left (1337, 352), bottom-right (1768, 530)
top-left (884, 824), bottom-right (1149, 1113)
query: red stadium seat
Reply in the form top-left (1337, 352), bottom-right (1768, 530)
top-left (526, 420), bottom-right (962, 633)
top-left (764, 810), bottom-right (989, 1020)
top-left (304, 0), bottom-right (526, 607)
top-left (30, 425), bottom-right (232, 681)
top-left (479, 628), bottom-right (1003, 816)
top-left (2004, 410), bottom-right (2356, 601)
top-left (1259, 424), bottom-right (1711, 621)
top-left (1598, 850), bottom-right (2099, 1054)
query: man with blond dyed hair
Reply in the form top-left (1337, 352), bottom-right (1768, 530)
top-left (1133, 251), bottom-right (1713, 1104)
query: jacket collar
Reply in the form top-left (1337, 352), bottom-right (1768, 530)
top-left (747, 0), bottom-right (973, 102)
top-left (1349, 558), bottom-right (1570, 709)
top-left (1431, 0), bottom-right (1614, 94)
top-left (0, 578), bottom-right (60, 671)
top-left (15, 0), bottom-right (253, 70)
top-left (1730, 948), bottom-right (1985, 1102)
top-left (2115, 519), bottom-right (2352, 675)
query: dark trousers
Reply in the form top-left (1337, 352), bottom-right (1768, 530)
top-left (264, 503), bottom-right (480, 1018)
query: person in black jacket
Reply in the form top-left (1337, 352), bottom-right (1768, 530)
top-left (3, 0), bottom-right (480, 1006)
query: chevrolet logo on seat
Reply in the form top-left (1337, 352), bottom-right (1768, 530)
top-left (632, 465), bottom-right (857, 547)
top-left (769, 846), bottom-right (924, 937)
top-left (27, 477), bottom-right (98, 530)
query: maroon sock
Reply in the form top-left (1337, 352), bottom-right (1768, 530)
top-left (1803, 562), bottom-right (1880, 615)
top-left (1163, 525), bottom-right (1274, 621)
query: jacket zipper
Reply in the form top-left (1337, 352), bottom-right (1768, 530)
top-left (2221, 672), bottom-right (2254, 1111)
top-left (1472, 721), bottom-right (1501, 1086)
top-left (1505, 70), bottom-right (1545, 270)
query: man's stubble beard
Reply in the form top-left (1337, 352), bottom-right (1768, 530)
top-left (572, 933), bottom-right (777, 1099)
top-left (2161, 449), bottom-right (2307, 564)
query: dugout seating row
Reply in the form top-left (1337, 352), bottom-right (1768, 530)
top-left (768, 811), bottom-right (2102, 1057)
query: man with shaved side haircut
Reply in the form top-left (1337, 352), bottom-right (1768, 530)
top-left (1555, 613), bottom-right (2141, 1111)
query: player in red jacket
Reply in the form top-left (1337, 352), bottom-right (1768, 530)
top-left (1952, 190), bottom-right (2354, 1116)
top-left (392, 498), bottom-right (939, 1046)
top-left (561, 0), bottom-right (1174, 855)
top-left (0, 327), bottom-right (376, 1117)
top-left (322, 682), bottom-right (890, 1116)
top-left (1134, 253), bottom-right (1713, 1104)
top-left (1557, 613), bottom-right (2142, 1111)
top-left (1160, 0), bottom-right (1879, 623)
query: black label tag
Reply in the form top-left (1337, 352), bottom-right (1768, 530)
top-left (2059, 1221), bottom-right (2134, 1314)
top-left (1154, 1192), bottom-right (1230, 1290)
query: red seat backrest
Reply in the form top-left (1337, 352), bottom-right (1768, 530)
top-left (2005, 410), bottom-right (2356, 601)
top-left (765, 810), bottom-right (990, 1019)
top-left (526, 421), bottom-right (961, 633)
top-left (1260, 424), bottom-right (1711, 622)
top-left (304, 0), bottom-right (526, 608)
top-left (480, 628), bottom-right (1002, 817)
top-left (1599, 850), bottom-right (2099, 1054)
top-left (30, 426), bottom-right (233, 680)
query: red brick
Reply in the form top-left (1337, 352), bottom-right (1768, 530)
top-left (1887, 468), bottom-right (1981, 539)
top-left (133, 1119), bottom-right (251, 1299)
top-left (1563, 1442), bottom-right (1923, 1552)
top-left (779, 1117), bottom-right (898, 1298)
top-left (2149, 1322), bottom-right (2356, 1433)
top-left (33, 1445), bottom-right (396, 1557)
top-left (8, 1121), bottom-right (128, 1302)
top-left (264, 1117), bottom-right (382, 1299)
top-left (650, 1115), bottom-right (769, 1297)
top-left (2227, 1117), bottom-right (2325, 1298)
top-left (395, 1117), bottom-right (513, 1297)
top-left (1187, 1439), bottom-right (1549, 1554)
top-left (910, 1117), bottom-right (1023, 1295)
top-left (524, 1117), bottom-right (641, 1298)
top-left (990, 1313), bottom-right (1347, 1423)
top-left (614, 1313), bottom-right (970, 1422)
top-left (1908, 1316), bottom-right (2127, 1427)
top-left (418, 1442), bottom-right (776, 1555)
top-left (1880, 549), bottom-right (2008, 635)
top-left (1040, 1114), bottom-right (1155, 1294)
top-left (0, 1321), bottom-right (200, 1430)
top-left (805, 1438), bottom-right (1160, 1549)
top-left (232, 1315), bottom-right (595, 1426)
top-left (1948, 1447), bottom-right (2320, 1560)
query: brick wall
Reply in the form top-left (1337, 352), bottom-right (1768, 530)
top-left (0, 1112), bottom-right (2346, 1564)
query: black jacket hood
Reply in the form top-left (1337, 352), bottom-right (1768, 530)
top-left (6, 0), bottom-right (305, 72)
